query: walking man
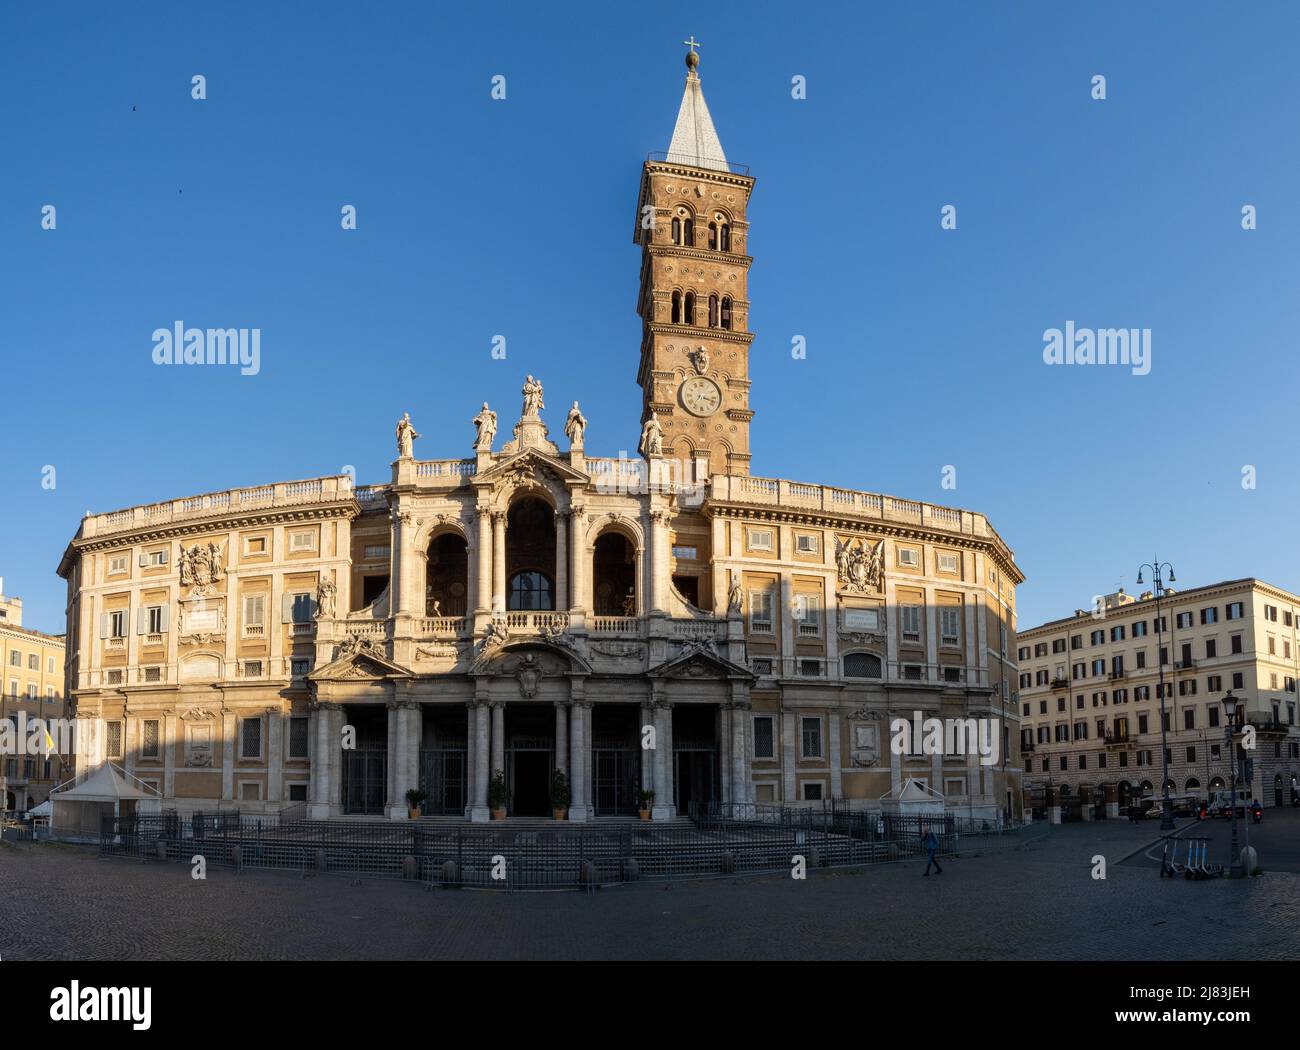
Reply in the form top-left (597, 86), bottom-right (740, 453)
top-left (922, 824), bottom-right (942, 876)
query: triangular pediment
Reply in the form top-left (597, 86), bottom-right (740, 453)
top-left (474, 448), bottom-right (589, 488)
top-left (649, 640), bottom-right (754, 681)
top-left (309, 644), bottom-right (411, 683)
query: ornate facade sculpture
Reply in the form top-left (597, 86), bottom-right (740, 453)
top-left (689, 346), bottom-right (710, 374)
top-left (179, 541), bottom-right (225, 594)
top-left (727, 571), bottom-right (743, 615)
top-left (477, 617), bottom-right (509, 657)
top-left (335, 633), bottom-right (385, 661)
top-left (538, 623), bottom-right (577, 651)
top-left (639, 411), bottom-right (664, 457)
top-left (847, 708), bottom-right (882, 767)
top-left (516, 653), bottom-right (543, 698)
top-left (521, 374), bottom-right (544, 418)
top-left (315, 577), bottom-right (337, 620)
top-left (563, 401), bottom-right (587, 447)
top-left (396, 412), bottom-right (420, 458)
top-left (835, 537), bottom-right (885, 594)
top-left (472, 402), bottom-right (498, 449)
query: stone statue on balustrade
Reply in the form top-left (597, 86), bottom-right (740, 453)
top-left (396, 412), bottom-right (420, 459)
top-left (521, 375), bottom-right (545, 418)
top-left (472, 402), bottom-right (498, 450)
top-left (639, 411), bottom-right (663, 457)
top-left (564, 401), bottom-right (587, 448)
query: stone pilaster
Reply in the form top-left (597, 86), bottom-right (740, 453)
top-left (267, 706), bottom-right (282, 804)
top-left (651, 698), bottom-right (674, 819)
top-left (568, 700), bottom-right (589, 822)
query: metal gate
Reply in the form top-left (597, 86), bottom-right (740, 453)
top-left (419, 747), bottom-right (467, 815)
top-left (342, 747), bottom-right (387, 815)
top-left (593, 745), bottom-right (638, 815)
top-left (673, 743), bottom-right (719, 816)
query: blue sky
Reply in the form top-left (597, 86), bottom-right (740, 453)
top-left (3, 0), bottom-right (1299, 633)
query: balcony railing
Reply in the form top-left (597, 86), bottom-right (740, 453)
top-left (590, 616), bottom-right (640, 635)
top-left (503, 612), bottom-right (569, 631)
top-left (1175, 659), bottom-right (1197, 670)
top-left (1050, 677), bottom-right (1069, 690)
top-left (418, 617), bottom-right (469, 636)
top-left (82, 475), bottom-right (355, 538)
top-left (1109, 671), bottom-right (1127, 680)
top-left (1103, 732), bottom-right (1130, 746)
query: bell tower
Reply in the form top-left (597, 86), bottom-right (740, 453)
top-left (633, 43), bottom-right (756, 479)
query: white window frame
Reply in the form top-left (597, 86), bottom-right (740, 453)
top-left (244, 535), bottom-right (269, 556)
top-left (940, 607), bottom-right (961, 647)
top-left (288, 529), bottom-right (317, 552)
top-left (800, 716), bottom-right (823, 759)
top-left (748, 590), bottom-right (774, 634)
top-left (108, 554), bottom-right (129, 575)
top-left (897, 547), bottom-right (920, 568)
top-left (901, 604), bottom-right (922, 641)
top-left (746, 529), bottom-right (774, 553)
top-left (795, 533), bottom-right (819, 554)
top-left (937, 551), bottom-right (959, 574)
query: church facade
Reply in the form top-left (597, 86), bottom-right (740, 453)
top-left (57, 50), bottom-right (1025, 824)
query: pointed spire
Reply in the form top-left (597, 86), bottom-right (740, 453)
top-left (665, 40), bottom-right (729, 172)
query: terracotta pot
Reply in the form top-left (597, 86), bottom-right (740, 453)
top-left (552, 808), bottom-right (567, 821)
top-left (491, 808), bottom-right (506, 820)
top-left (639, 808), bottom-right (651, 822)
top-left (408, 807), bottom-right (421, 820)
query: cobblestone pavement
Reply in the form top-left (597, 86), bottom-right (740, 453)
top-left (2, 824), bottom-right (1296, 961)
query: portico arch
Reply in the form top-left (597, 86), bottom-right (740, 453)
top-left (506, 496), bottom-right (557, 611)
top-left (426, 530), bottom-right (469, 617)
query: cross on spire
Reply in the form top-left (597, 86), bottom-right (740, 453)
top-left (683, 35), bottom-right (701, 55)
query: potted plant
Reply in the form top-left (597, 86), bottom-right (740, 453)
top-left (406, 788), bottom-right (427, 820)
top-left (637, 789), bottom-right (655, 821)
top-left (550, 769), bottom-right (571, 821)
top-left (488, 770), bottom-right (509, 820)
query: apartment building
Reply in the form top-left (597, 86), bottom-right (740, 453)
top-left (1017, 579), bottom-right (1300, 811)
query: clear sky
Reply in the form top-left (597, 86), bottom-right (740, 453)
top-left (3, 0), bottom-right (1299, 634)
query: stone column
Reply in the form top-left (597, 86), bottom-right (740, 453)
top-left (554, 510), bottom-right (568, 611)
top-left (640, 702), bottom-right (653, 795)
top-left (828, 709), bottom-right (843, 800)
top-left (732, 701), bottom-right (751, 816)
top-left (330, 705), bottom-right (345, 811)
top-left (385, 701), bottom-right (399, 812)
top-left (781, 710), bottom-right (797, 803)
top-left (388, 701), bottom-right (409, 820)
top-left (464, 702), bottom-right (477, 817)
top-left (583, 703), bottom-right (593, 818)
top-left (404, 702), bottom-right (421, 814)
top-left (163, 712), bottom-right (177, 801)
top-left (648, 509), bottom-right (669, 613)
top-left (267, 707), bottom-right (283, 805)
top-left (651, 700), bottom-right (674, 819)
top-left (470, 701), bottom-right (490, 822)
top-left (309, 702), bottom-right (329, 815)
top-left (491, 702), bottom-right (505, 782)
top-left (221, 711), bottom-right (235, 801)
top-left (719, 704), bottom-right (732, 806)
top-left (476, 509), bottom-right (493, 613)
top-left (555, 702), bottom-right (568, 781)
top-left (492, 512), bottom-right (507, 615)
top-left (568, 700), bottom-right (589, 822)
top-left (569, 504), bottom-right (586, 611)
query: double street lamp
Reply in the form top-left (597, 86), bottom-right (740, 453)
top-left (1136, 557), bottom-right (1176, 831)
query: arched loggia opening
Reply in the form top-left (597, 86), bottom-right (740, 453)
top-left (426, 532), bottom-right (468, 616)
top-left (506, 497), bottom-right (556, 611)
top-left (593, 531), bottom-right (636, 616)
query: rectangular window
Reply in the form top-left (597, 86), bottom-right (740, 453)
top-left (1231, 635), bottom-right (1243, 655)
top-left (241, 717), bottom-right (262, 759)
top-left (291, 658), bottom-right (310, 677)
top-left (289, 529), bottom-right (316, 551)
top-left (1201, 607), bottom-right (1217, 625)
top-left (795, 594), bottom-right (822, 636)
top-left (27, 653), bottom-right (38, 670)
top-left (671, 545), bottom-right (698, 560)
top-left (1227, 602), bottom-right (1243, 620)
top-left (802, 782), bottom-right (823, 802)
top-left (290, 593), bottom-right (315, 623)
top-left (109, 610), bottom-right (127, 638)
top-left (245, 535), bottom-right (268, 555)
top-left (106, 721), bottom-right (123, 758)
top-left (108, 554), bottom-right (129, 575)
top-left (243, 594), bottom-right (266, 627)
top-left (143, 666), bottom-right (161, 683)
top-left (901, 605), bottom-right (922, 641)
top-left (800, 717), bottom-right (822, 758)
top-left (753, 716), bottom-right (775, 759)
top-left (362, 544), bottom-right (390, 560)
top-left (795, 534), bottom-right (819, 554)
top-left (939, 607), bottom-right (961, 646)
top-left (746, 529), bottom-right (773, 553)
top-left (289, 716), bottom-right (310, 758)
top-left (288, 783), bottom-right (309, 802)
top-left (1110, 625), bottom-right (1125, 642)
top-left (142, 719), bottom-right (160, 759)
top-left (937, 552), bottom-right (959, 574)
top-left (896, 547), bottom-right (919, 567)
top-left (142, 548), bottom-right (168, 568)
top-left (243, 660), bottom-right (264, 677)
top-left (748, 591), bottom-right (774, 633)
top-left (1132, 621), bottom-right (1147, 637)
top-left (147, 605), bottom-right (165, 633)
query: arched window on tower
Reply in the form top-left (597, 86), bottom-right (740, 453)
top-left (708, 294), bottom-right (719, 328)
top-left (720, 224), bottom-right (731, 252)
top-left (684, 292), bottom-right (696, 326)
top-left (721, 296), bottom-right (732, 330)
top-left (708, 222), bottom-right (718, 250)
top-left (682, 214), bottom-right (694, 246)
top-left (671, 290), bottom-right (681, 324)
top-left (671, 217), bottom-right (681, 245)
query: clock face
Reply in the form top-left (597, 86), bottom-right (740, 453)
top-left (680, 376), bottom-right (722, 417)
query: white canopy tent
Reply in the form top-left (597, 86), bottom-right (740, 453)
top-left (49, 763), bottom-right (162, 841)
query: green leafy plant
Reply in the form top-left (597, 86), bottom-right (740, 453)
top-left (488, 770), bottom-right (510, 811)
top-left (405, 788), bottom-right (427, 809)
top-left (549, 769), bottom-right (571, 809)
top-left (636, 789), bottom-right (655, 808)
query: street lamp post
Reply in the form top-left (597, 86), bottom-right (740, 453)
top-left (1137, 556), bottom-right (1177, 831)
top-left (1221, 691), bottom-right (1243, 878)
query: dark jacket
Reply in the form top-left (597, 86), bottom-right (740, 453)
top-left (922, 830), bottom-right (938, 851)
